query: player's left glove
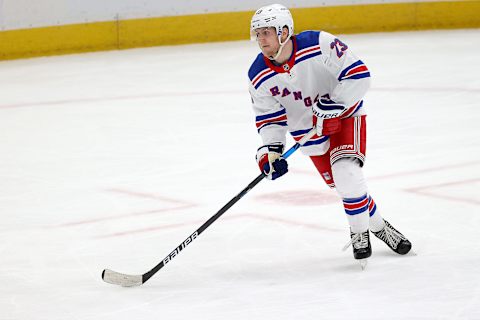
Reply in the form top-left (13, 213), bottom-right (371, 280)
top-left (312, 97), bottom-right (346, 136)
top-left (256, 143), bottom-right (288, 180)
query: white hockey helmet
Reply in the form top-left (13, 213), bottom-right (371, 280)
top-left (250, 4), bottom-right (294, 45)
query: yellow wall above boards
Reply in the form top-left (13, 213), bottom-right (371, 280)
top-left (0, 1), bottom-right (479, 61)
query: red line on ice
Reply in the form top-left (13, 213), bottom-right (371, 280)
top-left (107, 188), bottom-right (193, 206)
top-left (47, 188), bottom-right (197, 228)
top-left (234, 213), bottom-right (342, 233)
top-left (96, 213), bottom-right (342, 239)
top-left (404, 178), bottom-right (480, 206)
top-left (48, 205), bottom-right (195, 228)
top-left (95, 219), bottom-right (207, 239)
top-left (1, 87), bottom-right (478, 110)
top-left (291, 160), bottom-right (480, 180)
top-left (369, 161), bottom-right (480, 181)
top-left (0, 90), bottom-right (244, 110)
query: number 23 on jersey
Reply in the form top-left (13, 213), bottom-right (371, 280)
top-left (330, 38), bottom-right (348, 58)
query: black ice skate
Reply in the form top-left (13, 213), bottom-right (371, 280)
top-left (348, 230), bottom-right (372, 260)
top-left (372, 220), bottom-right (412, 255)
top-left (343, 230), bottom-right (372, 269)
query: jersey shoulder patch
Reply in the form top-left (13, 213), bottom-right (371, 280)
top-left (295, 31), bottom-right (321, 51)
top-left (294, 31), bottom-right (322, 64)
top-left (248, 53), bottom-right (277, 90)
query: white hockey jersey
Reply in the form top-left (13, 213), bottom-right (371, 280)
top-left (248, 31), bottom-right (371, 156)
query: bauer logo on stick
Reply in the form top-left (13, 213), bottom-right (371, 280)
top-left (163, 231), bottom-right (199, 265)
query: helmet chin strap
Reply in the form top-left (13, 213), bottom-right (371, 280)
top-left (268, 37), bottom-right (289, 61)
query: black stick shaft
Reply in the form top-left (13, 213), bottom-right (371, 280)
top-left (142, 173), bottom-right (265, 283)
top-left (141, 128), bottom-right (316, 284)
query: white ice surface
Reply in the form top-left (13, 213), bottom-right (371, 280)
top-left (0, 29), bottom-right (479, 319)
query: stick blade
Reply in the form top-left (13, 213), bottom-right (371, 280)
top-left (102, 269), bottom-right (143, 287)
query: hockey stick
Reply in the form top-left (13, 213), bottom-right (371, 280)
top-left (102, 128), bottom-right (317, 287)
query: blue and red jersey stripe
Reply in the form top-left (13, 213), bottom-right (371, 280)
top-left (338, 60), bottom-right (370, 81)
top-left (290, 128), bottom-right (329, 146)
top-left (343, 194), bottom-right (369, 216)
top-left (368, 195), bottom-right (377, 217)
top-left (255, 109), bottom-right (288, 132)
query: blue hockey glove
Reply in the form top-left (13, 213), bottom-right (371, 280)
top-left (256, 144), bottom-right (288, 180)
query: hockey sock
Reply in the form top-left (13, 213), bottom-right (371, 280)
top-left (343, 194), bottom-right (369, 233)
top-left (332, 158), bottom-right (370, 233)
top-left (367, 195), bottom-right (385, 232)
top-left (343, 194), bottom-right (370, 233)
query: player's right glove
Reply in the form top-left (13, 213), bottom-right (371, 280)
top-left (256, 143), bottom-right (288, 180)
top-left (312, 97), bottom-right (346, 136)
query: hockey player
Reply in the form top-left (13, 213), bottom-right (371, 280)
top-left (248, 4), bottom-right (412, 264)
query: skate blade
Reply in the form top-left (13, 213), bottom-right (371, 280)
top-left (358, 259), bottom-right (368, 270)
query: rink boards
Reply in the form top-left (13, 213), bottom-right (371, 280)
top-left (0, 0), bottom-right (479, 60)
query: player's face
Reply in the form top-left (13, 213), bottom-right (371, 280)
top-left (254, 27), bottom-right (280, 57)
